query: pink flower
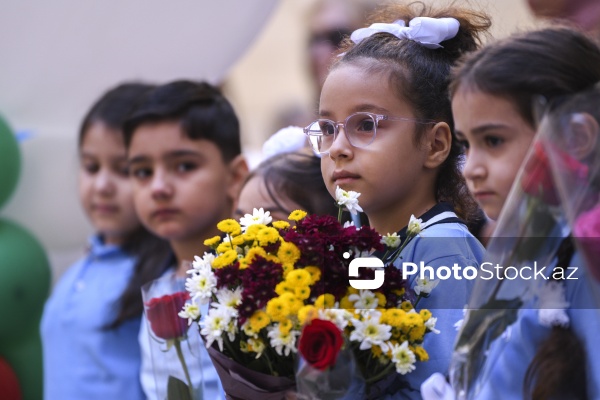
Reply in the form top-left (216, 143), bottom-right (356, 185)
top-left (573, 205), bottom-right (600, 282)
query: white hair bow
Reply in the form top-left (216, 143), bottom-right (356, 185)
top-left (350, 17), bottom-right (460, 49)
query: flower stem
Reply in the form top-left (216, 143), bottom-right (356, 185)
top-left (174, 339), bottom-right (195, 399)
top-left (338, 206), bottom-right (343, 223)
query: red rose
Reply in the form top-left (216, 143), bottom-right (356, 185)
top-left (521, 141), bottom-right (588, 205)
top-left (0, 357), bottom-right (21, 400)
top-left (299, 319), bottom-right (343, 371)
top-left (574, 205), bottom-right (600, 282)
top-left (145, 291), bottom-right (190, 340)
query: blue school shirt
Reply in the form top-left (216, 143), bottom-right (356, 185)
top-left (472, 252), bottom-right (600, 400)
top-left (344, 203), bottom-right (486, 399)
top-left (139, 268), bottom-right (225, 400)
top-left (41, 235), bottom-right (144, 400)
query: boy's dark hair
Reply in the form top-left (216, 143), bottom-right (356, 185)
top-left (78, 82), bottom-right (172, 329)
top-left (123, 80), bottom-right (241, 162)
top-left (334, 1), bottom-right (491, 225)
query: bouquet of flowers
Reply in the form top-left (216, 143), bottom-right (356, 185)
top-left (180, 187), bottom-right (440, 399)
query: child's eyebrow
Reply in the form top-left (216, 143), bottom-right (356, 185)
top-left (163, 150), bottom-right (203, 160)
top-left (127, 155), bottom-right (150, 166)
top-left (470, 123), bottom-right (510, 136)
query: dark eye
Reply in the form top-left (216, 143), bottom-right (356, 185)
top-left (82, 162), bottom-right (99, 174)
top-left (355, 118), bottom-right (375, 132)
top-left (318, 121), bottom-right (336, 136)
top-left (485, 136), bottom-right (503, 148)
top-left (176, 162), bottom-right (197, 173)
top-left (131, 167), bottom-right (152, 180)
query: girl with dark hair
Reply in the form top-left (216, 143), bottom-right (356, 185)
top-left (237, 150), bottom-right (339, 221)
top-left (421, 27), bottom-right (600, 399)
top-left (41, 82), bottom-right (171, 400)
top-left (306, 2), bottom-right (490, 397)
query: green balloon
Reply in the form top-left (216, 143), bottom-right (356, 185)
top-left (0, 115), bottom-right (21, 209)
top-left (0, 218), bottom-right (51, 400)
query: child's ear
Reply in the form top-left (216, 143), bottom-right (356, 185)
top-left (568, 112), bottom-right (599, 160)
top-left (225, 154), bottom-right (249, 204)
top-left (423, 122), bottom-right (452, 169)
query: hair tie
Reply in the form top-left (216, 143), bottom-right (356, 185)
top-left (350, 17), bottom-right (460, 49)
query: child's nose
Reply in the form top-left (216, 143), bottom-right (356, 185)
top-left (462, 152), bottom-right (486, 182)
top-left (150, 170), bottom-right (173, 199)
top-left (94, 170), bottom-right (115, 194)
top-left (327, 125), bottom-right (353, 160)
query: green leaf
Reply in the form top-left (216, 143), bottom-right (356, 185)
top-left (167, 375), bottom-right (193, 400)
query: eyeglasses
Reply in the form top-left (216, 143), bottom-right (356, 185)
top-left (304, 112), bottom-right (435, 154)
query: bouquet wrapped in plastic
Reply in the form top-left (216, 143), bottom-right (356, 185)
top-left (449, 88), bottom-right (600, 399)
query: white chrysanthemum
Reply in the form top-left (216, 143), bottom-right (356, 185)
top-left (335, 186), bottom-right (363, 215)
top-left (349, 313), bottom-right (391, 351)
top-left (185, 270), bottom-right (217, 305)
top-left (425, 316), bottom-right (441, 334)
top-left (381, 232), bottom-right (401, 248)
top-left (348, 290), bottom-right (379, 310)
top-left (267, 325), bottom-right (299, 356)
top-left (318, 308), bottom-right (353, 330)
top-left (247, 338), bottom-right (266, 359)
top-left (200, 307), bottom-right (233, 351)
top-left (178, 301), bottom-right (201, 325)
top-left (190, 252), bottom-right (216, 273)
top-left (407, 214), bottom-right (423, 235)
top-left (343, 220), bottom-right (356, 228)
top-left (239, 208), bottom-right (272, 231)
top-left (414, 277), bottom-right (440, 296)
top-left (390, 341), bottom-right (417, 375)
top-left (214, 287), bottom-right (243, 309)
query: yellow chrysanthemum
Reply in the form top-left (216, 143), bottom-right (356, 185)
top-left (347, 287), bottom-right (359, 296)
top-left (231, 235), bottom-right (245, 246)
top-left (315, 293), bottom-right (335, 309)
top-left (371, 345), bottom-right (383, 358)
top-left (294, 286), bottom-right (311, 300)
top-left (266, 297), bottom-right (290, 322)
top-left (278, 319), bottom-right (293, 334)
top-left (217, 241), bottom-right (234, 254)
top-left (382, 308), bottom-right (406, 328)
top-left (245, 224), bottom-right (267, 239)
top-left (240, 341), bottom-right (250, 353)
top-left (212, 249), bottom-right (238, 269)
top-left (413, 346), bottom-right (429, 361)
top-left (419, 309), bottom-right (432, 322)
top-left (275, 282), bottom-right (294, 296)
top-left (298, 305), bottom-right (317, 325)
top-left (277, 241), bottom-right (301, 265)
top-left (265, 254), bottom-right (281, 264)
top-left (272, 220), bottom-right (290, 230)
top-left (288, 210), bottom-right (307, 221)
top-left (256, 227), bottom-right (280, 246)
top-left (409, 324), bottom-right (426, 342)
top-left (304, 266), bottom-right (321, 284)
top-left (400, 300), bottom-right (414, 312)
top-left (238, 258), bottom-right (250, 270)
top-left (204, 235), bottom-right (221, 247)
top-left (244, 247), bottom-right (267, 263)
top-left (249, 310), bottom-right (271, 332)
top-left (285, 269), bottom-right (312, 288)
top-left (282, 263), bottom-right (294, 278)
top-left (217, 219), bottom-right (241, 234)
top-left (340, 295), bottom-right (354, 310)
top-left (393, 288), bottom-right (406, 296)
top-left (375, 292), bottom-right (386, 308)
top-left (280, 292), bottom-right (302, 314)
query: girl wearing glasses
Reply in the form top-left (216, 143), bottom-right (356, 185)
top-left (307, 2), bottom-right (490, 397)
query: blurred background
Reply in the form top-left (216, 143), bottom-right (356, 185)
top-left (0, 0), bottom-right (539, 284)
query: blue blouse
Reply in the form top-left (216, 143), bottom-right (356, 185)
top-left (41, 235), bottom-right (143, 400)
top-left (472, 252), bottom-right (600, 400)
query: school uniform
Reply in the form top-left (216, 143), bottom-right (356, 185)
top-left (139, 267), bottom-right (224, 400)
top-left (41, 235), bottom-right (144, 400)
